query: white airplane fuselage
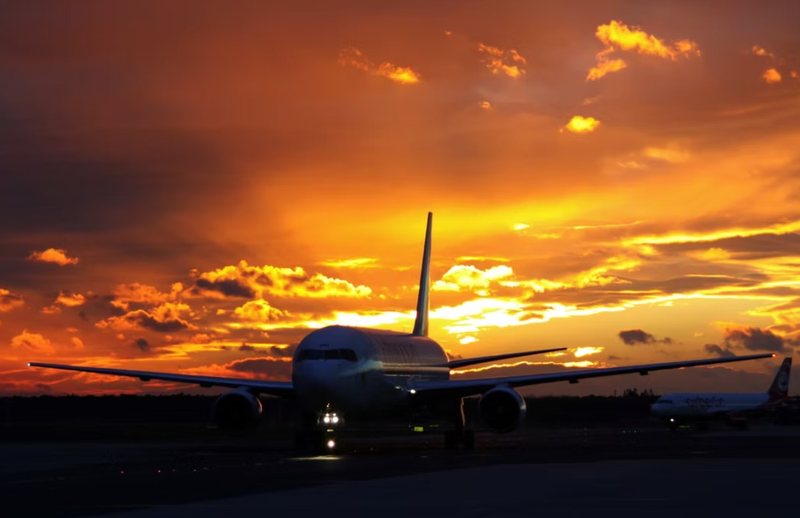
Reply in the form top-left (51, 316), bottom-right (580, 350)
top-left (292, 325), bottom-right (448, 418)
top-left (651, 393), bottom-right (770, 418)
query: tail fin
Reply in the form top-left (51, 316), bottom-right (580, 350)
top-left (768, 357), bottom-right (792, 400)
top-left (412, 212), bottom-right (432, 337)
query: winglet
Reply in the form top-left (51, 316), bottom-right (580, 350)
top-left (412, 212), bottom-right (433, 336)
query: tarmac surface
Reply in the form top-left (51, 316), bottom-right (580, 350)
top-left (3, 420), bottom-right (800, 516)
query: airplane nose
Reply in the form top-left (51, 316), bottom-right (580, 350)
top-left (293, 362), bottom-right (348, 408)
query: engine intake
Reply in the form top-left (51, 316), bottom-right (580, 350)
top-left (213, 390), bottom-right (263, 430)
top-left (479, 386), bottom-right (526, 433)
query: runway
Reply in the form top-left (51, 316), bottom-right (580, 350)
top-left (114, 459), bottom-right (797, 517)
top-left (3, 421), bottom-right (800, 516)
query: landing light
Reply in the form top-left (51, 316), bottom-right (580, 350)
top-left (320, 411), bottom-right (342, 427)
top-left (326, 439), bottom-right (336, 450)
top-left (409, 389), bottom-right (417, 395)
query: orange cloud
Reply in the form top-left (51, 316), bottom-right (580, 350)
top-left (563, 115), bottom-right (600, 134)
top-left (433, 264), bottom-right (514, 296)
top-left (319, 257), bottom-right (378, 269)
top-left (195, 260), bottom-right (372, 299)
top-left (10, 330), bottom-right (55, 355)
top-left (111, 282), bottom-right (180, 310)
top-left (752, 45), bottom-right (774, 58)
top-left (586, 54), bottom-right (627, 81)
top-left (55, 291), bottom-right (86, 307)
top-left (762, 68), bottom-right (782, 84)
top-left (0, 288), bottom-right (24, 312)
top-left (338, 47), bottom-right (420, 85)
top-left (27, 248), bottom-right (79, 266)
top-left (233, 299), bottom-right (287, 322)
top-left (587, 20), bottom-right (700, 80)
top-left (96, 302), bottom-right (196, 333)
top-left (573, 346), bottom-right (604, 358)
top-left (477, 43), bottom-right (527, 78)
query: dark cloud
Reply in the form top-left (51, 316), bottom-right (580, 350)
top-left (0, 288), bottom-right (24, 312)
top-left (194, 278), bottom-right (255, 299)
top-left (619, 329), bottom-right (654, 345)
top-left (659, 232), bottom-right (800, 260)
top-left (618, 329), bottom-right (673, 346)
top-left (704, 343), bottom-right (735, 358)
top-left (133, 338), bottom-right (150, 352)
top-left (722, 327), bottom-right (794, 353)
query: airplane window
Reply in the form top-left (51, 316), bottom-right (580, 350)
top-left (297, 348), bottom-right (357, 362)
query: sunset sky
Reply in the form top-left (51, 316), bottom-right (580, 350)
top-left (2, 1), bottom-right (799, 395)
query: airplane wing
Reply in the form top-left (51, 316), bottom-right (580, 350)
top-left (446, 347), bottom-right (567, 369)
top-left (411, 353), bottom-right (774, 398)
top-left (28, 362), bottom-right (294, 397)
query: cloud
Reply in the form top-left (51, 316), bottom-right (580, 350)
top-left (70, 336), bottom-right (85, 350)
top-left (96, 302), bottom-right (195, 333)
top-left (586, 56), bottom-right (627, 81)
top-left (133, 337), bottom-right (150, 352)
top-left (587, 20), bottom-right (700, 80)
top-left (111, 282), bottom-right (178, 310)
top-left (563, 115), bottom-right (600, 134)
top-left (10, 330), bottom-right (55, 355)
top-left (573, 346), bottom-right (604, 358)
top-left (55, 291), bottom-right (86, 307)
top-left (477, 43), bottom-right (527, 78)
top-left (752, 45), bottom-right (774, 58)
top-left (319, 257), bottom-right (378, 269)
top-left (338, 47), bottom-right (420, 85)
top-left (233, 299), bottom-right (287, 322)
top-left (433, 264), bottom-right (514, 296)
top-left (182, 356), bottom-right (291, 381)
top-left (194, 260), bottom-right (372, 299)
top-left (722, 326), bottom-right (792, 352)
top-left (704, 343), bottom-right (735, 358)
top-left (0, 288), bottom-right (24, 312)
top-left (618, 329), bottom-right (673, 346)
top-left (27, 248), bottom-right (79, 266)
top-left (762, 68), bottom-right (782, 84)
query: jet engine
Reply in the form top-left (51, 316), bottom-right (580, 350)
top-left (213, 390), bottom-right (263, 430)
top-left (479, 386), bottom-right (526, 433)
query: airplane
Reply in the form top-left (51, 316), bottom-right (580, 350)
top-left (29, 213), bottom-right (773, 451)
top-left (651, 357), bottom-right (792, 429)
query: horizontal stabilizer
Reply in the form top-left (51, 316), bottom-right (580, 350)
top-left (446, 347), bottom-right (567, 369)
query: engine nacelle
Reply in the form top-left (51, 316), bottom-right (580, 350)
top-left (213, 390), bottom-right (263, 430)
top-left (479, 386), bottom-right (526, 433)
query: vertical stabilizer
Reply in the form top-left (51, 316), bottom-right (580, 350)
top-left (412, 212), bottom-right (433, 336)
top-left (768, 357), bottom-right (792, 400)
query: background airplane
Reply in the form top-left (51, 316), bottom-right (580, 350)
top-left (30, 213), bottom-right (773, 451)
top-left (651, 357), bottom-right (792, 429)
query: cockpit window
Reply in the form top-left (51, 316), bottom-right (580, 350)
top-left (297, 348), bottom-right (358, 362)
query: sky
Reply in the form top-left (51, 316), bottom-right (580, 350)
top-left (2, 0), bottom-right (800, 395)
